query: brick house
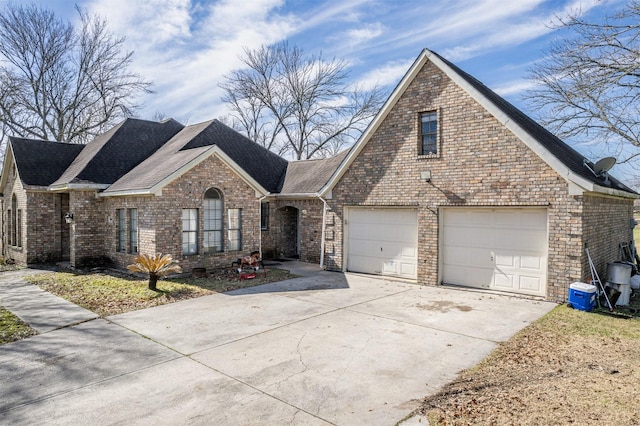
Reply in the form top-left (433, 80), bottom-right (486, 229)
top-left (314, 49), bottom-right (638, 302)
top-left (1, 48), bottom-right (637, 302)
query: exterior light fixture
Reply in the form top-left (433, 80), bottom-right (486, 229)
top-left (420, 171), bottom-right (432, 182)
top-left (64, 212), bottom-right (74, 224)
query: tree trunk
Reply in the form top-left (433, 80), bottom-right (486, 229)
top-left (148, 273), bottom-right (158, 291)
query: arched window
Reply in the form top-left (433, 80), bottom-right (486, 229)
top-left (203, 188), bottom-right (223, 253)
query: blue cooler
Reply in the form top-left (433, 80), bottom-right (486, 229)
top-left (568, 282), bottom-right (597, 311)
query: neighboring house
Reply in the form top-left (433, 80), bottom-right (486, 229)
top-left (1, 48), bottom-right (637, 302)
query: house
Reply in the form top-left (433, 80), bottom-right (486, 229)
top-left (1, 48), bottom-right (637, 302)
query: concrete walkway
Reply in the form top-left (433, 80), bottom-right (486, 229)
top-left (0, 265), bottom-right (556, 425)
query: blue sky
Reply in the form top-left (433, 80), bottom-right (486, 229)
top-left (4, 0), bottom-right (634, 178)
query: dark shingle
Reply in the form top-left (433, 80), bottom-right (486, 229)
top-left (10, 138), bottom-right (84, 187)
top-left (180, 120), bottom-right (288, 193)
top-left (431, 51), bottom-right (636, 194)
top-left (54, 118), bottom-right (184, 186)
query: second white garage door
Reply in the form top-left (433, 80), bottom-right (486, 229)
top-left (442, 208), bottom-right (548, 297)
top-left (346, 208), bottom-right (418, 279)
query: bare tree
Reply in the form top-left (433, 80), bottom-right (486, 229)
top-left (0, 4), bottom-right (151, 144)
top-left (220, 42), bottom-right (386, 160)
top-left (526, 1), bottom-right (640, 170)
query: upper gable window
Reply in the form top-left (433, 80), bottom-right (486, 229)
top-left (420, 111), bottom-right (438, 156)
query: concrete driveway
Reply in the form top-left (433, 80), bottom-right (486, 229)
top-left (0, 266), bottom-right (555, 425)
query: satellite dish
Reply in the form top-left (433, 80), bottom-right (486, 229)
top-left (594, 157), bottom-right (616, 175)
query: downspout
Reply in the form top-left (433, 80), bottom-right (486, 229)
top-left (318, 194), bottom-right (328, 269)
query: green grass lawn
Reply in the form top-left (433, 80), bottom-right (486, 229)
top-left (0, 306), bottom-right (36, 345)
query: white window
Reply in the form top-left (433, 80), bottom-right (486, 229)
top-left (204, 188), bottom-right (223, 253)
top-left (420, 111), bottom-right (438, 155)
top-left (228, 208), bottom-right (242, 251)
top-left (116, 209), bottom-right (126, 252)
top-left (129, 208), bottom-right (138, 254)
top-left (182, 209), bottom-right (198, 255)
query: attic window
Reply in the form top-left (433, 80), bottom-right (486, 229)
top-left (419, 111), bottom-right (438, 156)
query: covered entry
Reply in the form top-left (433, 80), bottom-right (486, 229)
top-left (442, 207), bottom-right (548, 297)
top-left (346, 208), bottom-right (418, 279)
top-left (276, 206), bottom-right (299, 258)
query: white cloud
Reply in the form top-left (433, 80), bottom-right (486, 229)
top-left (494, 79), bottom-right (538, 97)
top-left (87, 0), bottom-right (193, 45)
top-left (357, 58), bottom-right (415, 89)
top-left (61, 0), bottom-right (621, 124)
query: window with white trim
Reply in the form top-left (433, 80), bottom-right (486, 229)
top-left (182, 208), bottom-right (198, 255)
top-left (203, 188), bottom-right (223, 253)
top-left (116, 209), bottom-right (126, 252)
top-left (129, 208), bottom-right (138, 254)
top-left (261, 202), bottom-right (269, 230)
top-left (228, 208), bottom-right (242, 251)
top-left (420, 111), bottom-right (438, 155)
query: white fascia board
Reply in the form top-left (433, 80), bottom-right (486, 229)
top-left (319, 50), bottom-right (429, 197)
top-left (49, 183), bottom-right (109, 192)
top-left (0, 145), bottom-right (15, 191)
top-left (590, 184), bottom-right (640, 199)
top-left (97, 188), bottom-right (156, 197)
top-left (100, 145), bottom-right (269, 198)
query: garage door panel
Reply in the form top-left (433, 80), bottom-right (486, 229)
top-left (446, 265), bottom-right (493, 287)
top-left (521, 255), bottom-right (542, 270)
top-left (349, 239), bottom-right (378, 257)
top-left (495, 253), bottom-right (516, 268)
top-left (347, 209), bottom-right (417, 279)
top-left (494, 272), bottom-right (515, 290)
top-left (520, 276), bottom-right (543, 293)
top-left (493, 211), bottom-right (518, 227)
top-left (520, 211), bottom-right (547, 229)
top-left (400, 261), bottom-right (416, 276)
top-left (443, 208), bottom-right (548, 297)
top-left (349, 255), bottom-right (381, 274)
top-left (444, 246), bottom-right (491, 268)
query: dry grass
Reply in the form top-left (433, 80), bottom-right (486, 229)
top-left (24, 267), bottom-right (296, 317)
top-left (417, 301), bottom-right (640, 425)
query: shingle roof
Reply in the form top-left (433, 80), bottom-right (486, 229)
top-left (430, 51), bottom-right (636, 194)
top-left (280, 150), bottom-right (349, 194)
top-left (180, 120), bottom-right (289, 193)
top-left (10, 138), bottom-right (84, 187)
top-left (104, 119), bottom-right (289, 195)
top-left (52, 118), bottom-right (184, 187)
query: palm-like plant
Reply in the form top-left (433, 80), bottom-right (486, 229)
top-left (127, 253), bottom-right (182, 291)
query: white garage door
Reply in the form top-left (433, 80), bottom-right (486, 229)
top-left (347, 208), bottom-right (418, 279)
top-left (442, 208), bottom-right (548, 297)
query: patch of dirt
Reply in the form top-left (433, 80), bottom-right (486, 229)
top-left (415, 303), bottom-right (640, 425)
top-left (415, 301), bottom-right (473, 313)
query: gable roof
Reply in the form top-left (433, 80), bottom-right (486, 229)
top-left (321, 48), bottom-right (638, 198)
top-left (50, 118), bottom-right (184, 190)
top-left (280, 150), bottom-right (349, 195)
top-left (3, 138), bottom-right (85, 189)
top-left (101, 119), bottom-right (289, 196)
top-left (180, 119), bottom-right (288, 193)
